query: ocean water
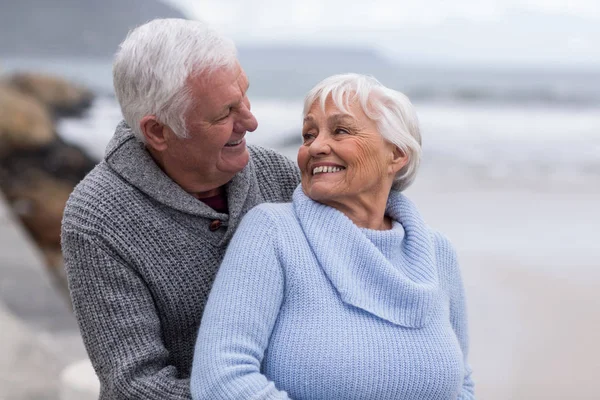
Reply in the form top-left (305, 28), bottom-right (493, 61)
top-left (56, 97), bottom-right (599, 186)
top-left (4, 57), bottom-right (599, 185)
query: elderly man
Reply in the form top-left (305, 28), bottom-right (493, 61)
top-left (61, 19), bottom-right (299, 399)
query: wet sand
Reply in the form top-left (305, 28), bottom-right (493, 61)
top-left (0, 194), bottom-right (86, 400)
top-left (2, 169), bottom-right (598, 399)
top-left (407, 175), bottom-right (600, 399)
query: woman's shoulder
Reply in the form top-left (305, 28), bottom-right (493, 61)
top-left (428, 229), bottom-right (466, 291)
top-left (430, 230), bottom-right (457, 257)
top-left (250, 201), bottom-right (294, 216)
top-left (240, 202), bottom-right (297, 231)
top-left (429, 229), bottom-right (459, 268)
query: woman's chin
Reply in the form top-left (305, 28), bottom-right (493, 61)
top-left (301, 183), bottom-right (339, 204)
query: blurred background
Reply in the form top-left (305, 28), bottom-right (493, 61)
top-left (0, 0), bottom-right (598, 399)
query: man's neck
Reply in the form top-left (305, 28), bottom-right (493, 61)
top-left (146, 146), bottom-right (227, 199)
top-left (191, 186), bottom-right (224, 199)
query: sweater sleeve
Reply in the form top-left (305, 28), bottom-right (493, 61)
top-left (436, 233), bottom-right (475, 399)
top-left (191, 206), bottom-right (290, 400)
top-left (62, 229), bottom-right (191, 400)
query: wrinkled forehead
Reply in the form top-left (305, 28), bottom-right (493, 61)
top-left (305, 90), bottom-right (382, 124)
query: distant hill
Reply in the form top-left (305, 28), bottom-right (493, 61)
top-left (238, 46), bottom-right (396, 71)
top-left (237, 45), bottom-right (402, 99)
top-left (0, 0), bottom-right (187, 57)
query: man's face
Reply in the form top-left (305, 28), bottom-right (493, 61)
top-left (159, 63), bottom-right (258, 196)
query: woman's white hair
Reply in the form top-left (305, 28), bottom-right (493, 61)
top-left (113, 18), bottom-right (238, 141)
top-left (303, 73), bottom-right (422, 192)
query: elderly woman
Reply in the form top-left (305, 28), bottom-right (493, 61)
top-left (190, 74), bottom-right (475, 399)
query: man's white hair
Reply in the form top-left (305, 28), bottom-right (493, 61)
top-left (303, 73), bottom-right (422, 192)
top-left (113, 18), bottom-right (238, 141)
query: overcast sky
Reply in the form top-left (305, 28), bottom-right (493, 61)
top-left (164, 0), bottom-right (600, 67)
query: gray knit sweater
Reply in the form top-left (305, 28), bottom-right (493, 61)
top-left (61, 121), bottom-right (300, 400)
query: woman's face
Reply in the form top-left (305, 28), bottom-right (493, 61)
top-left (298, 95), bottom-right (405, 210)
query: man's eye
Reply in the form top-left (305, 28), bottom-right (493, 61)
top-left (219, 108), bottom-right (232, 120)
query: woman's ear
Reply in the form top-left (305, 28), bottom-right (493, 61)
top-left (389, 145), bottom-right (408, 174)
top-left (140, 116), bottom-right (169, 152)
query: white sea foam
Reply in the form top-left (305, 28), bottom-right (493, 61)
top-left (58, 96), bottom-right (124, 160)
top-left (57, 96), bottom-right (600, 184)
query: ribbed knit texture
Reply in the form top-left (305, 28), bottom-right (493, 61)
top-left (191, 187), bottom-right (475, 400)
top-left (61, 121), bottom-right (300, 400)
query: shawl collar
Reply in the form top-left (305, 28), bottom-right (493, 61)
top-left (293, 187), bottom-right (439, 328)
top-left (104, 121), bottom-right (250, 220)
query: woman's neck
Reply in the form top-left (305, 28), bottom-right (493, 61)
top-left (322, 193), bottom-right (392, 230)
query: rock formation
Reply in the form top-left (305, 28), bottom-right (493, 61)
top-left (0, 73), bottom-right (97, 271)
top-left (0, 0), bottom-right (187, 57)
top-left (0, 85), bottom-right (55, 154)
top-left (7, 73), bottom-right (94, 118)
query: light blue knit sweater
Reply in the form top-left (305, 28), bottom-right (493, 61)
top-left (191, 187), bottom-right (474, 399)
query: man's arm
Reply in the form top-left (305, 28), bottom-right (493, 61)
top-left (62, 229), bottom-right (191, 400)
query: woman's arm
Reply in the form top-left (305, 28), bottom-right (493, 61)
top-left (435, 232), bottom-right (475, 399)
top-left (450, 256), bottom-right (475, 400)
top-left (191, 206), bottom-right (291, 400)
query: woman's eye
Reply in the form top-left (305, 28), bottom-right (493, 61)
top-left (335, 128), bottom-right (349, 135)
top-left (302, 133), bottom-right (315, 143)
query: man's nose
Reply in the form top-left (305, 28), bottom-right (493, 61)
top-left (234, 102), bottom-right (258, 133)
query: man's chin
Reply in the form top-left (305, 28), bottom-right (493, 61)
top-left (219, 149), bottom-right (250, 175)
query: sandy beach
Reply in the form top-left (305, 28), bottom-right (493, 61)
top-left (407, 174), bottom-right (600, 399)
top-left (1, 0), bottom-right (599, 398)
top-left (1, 164), bottom-right (598, 399)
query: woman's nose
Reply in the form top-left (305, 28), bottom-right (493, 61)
top-left (308, 133), bottom-right (331, 156)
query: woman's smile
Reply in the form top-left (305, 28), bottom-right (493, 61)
top-left (311, 163), bottom-right (346, 176)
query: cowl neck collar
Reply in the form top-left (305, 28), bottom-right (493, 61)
top-left (104, 121), bottom-right (250, 221)
top-left (293, 187), bottom-right (439, 328)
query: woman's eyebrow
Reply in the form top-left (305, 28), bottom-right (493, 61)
top-left (329, 113), bottom-right (354, 122)
top-left (328, 113), bottom-right (356, 126)
top-left (303, 115), bottom-right (316, 124)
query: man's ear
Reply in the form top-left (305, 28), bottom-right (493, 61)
top-left (389, 145), bottom-right (409, 175)
top-left (140, 116), bottom-right (169, 152)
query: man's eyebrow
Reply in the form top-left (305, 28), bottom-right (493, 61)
top-left (218, 103), bottom-right (234, 115)
top-left (219, 95), bottom-right (247, 115)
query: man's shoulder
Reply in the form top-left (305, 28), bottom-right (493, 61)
top-left (248, 145), bottom-right (295, 170)
top-left (68, 161), bottom-right (128, 202)
top-left (62, 161), bottom-right (142, 230)
top-left (246, 145), bottom-right (300, 201)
